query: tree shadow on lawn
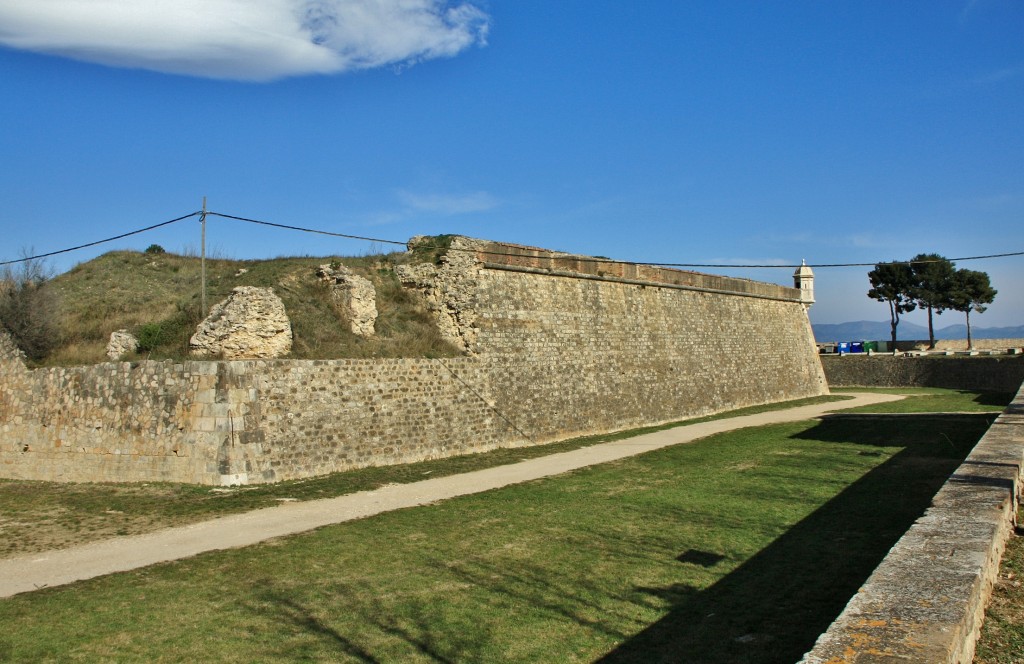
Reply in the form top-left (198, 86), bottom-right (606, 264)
top-left (598, 413), bottom-right (996, 664)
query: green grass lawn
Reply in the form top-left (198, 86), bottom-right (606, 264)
top-left (0, 395), bottom-right (850, 557)
top-left (0, 389), bottom-right (1007, 663)
top-left (832, 387), bottom-right (1014, 413)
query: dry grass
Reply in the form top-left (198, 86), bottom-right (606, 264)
top-left (40, 249), bottom-right (458, 365)
top-left (975, 523), bottom-right (1024, 662)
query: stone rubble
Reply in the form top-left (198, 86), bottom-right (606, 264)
top-left (316, 264), bottom-right (377, 337)
top-left (189, 286), bottom-right (292, 359)
top-left (396, 236), bottom-right (485, 353)
top-left (105, 329), bottom-right (138, 360)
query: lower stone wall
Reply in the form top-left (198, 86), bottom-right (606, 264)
top-left (0, 354), bottom-right (518, 485)
top-left (219, 358), bottom-right (518, 484)
top-left (802, 383), bottom-right (1024, 663)
top-left (897, 338), bottom-right (1024, 352)
top-left (822, 355), bottom-right (1024, 393)
top-left (0, 360), bottom-right (224, 484)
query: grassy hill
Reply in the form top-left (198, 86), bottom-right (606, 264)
top-left (31, 248), bottom-right (458, 365)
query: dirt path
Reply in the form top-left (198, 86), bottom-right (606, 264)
top-left (0, 392), bottom-right (902, 598)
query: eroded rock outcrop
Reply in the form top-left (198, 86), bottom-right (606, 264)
top-left (396, 236), bottom-right (484, 353)
top-left (0, 329), bottom-right (26, 367)
top-left (189, 286), bottom-right (292, 359)
top-left (105, 329), bottom-right (138, 360)
top-left (316, 264), bottom-right (377, 337)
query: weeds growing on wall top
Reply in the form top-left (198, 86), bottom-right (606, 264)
top-left (408, 234), bottom-right (456, 265)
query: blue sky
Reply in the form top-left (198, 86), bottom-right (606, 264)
top-left (1, 0), bottom-right (1022, 328)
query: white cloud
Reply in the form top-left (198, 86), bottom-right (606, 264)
top-left (399, 190), bottom-right (499, 215)
top-left (0, 0), bottom-right (489, 81)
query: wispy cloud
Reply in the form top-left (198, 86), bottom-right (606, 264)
top-left (972, 64), bottom-right (1024, 87)
top-left (706, 257), bottom-right (794, 267)
top-left (755, 231), bottom-right (897, 251)
top-left (0, 0), bottom-right (489, 81)
top-left (959, 0), bottom-right (983, 24)
top-left (399, 190), bottom-right (500, 215)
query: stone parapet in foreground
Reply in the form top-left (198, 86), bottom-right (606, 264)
top-left (801, 384), bottom-right (1024, 663)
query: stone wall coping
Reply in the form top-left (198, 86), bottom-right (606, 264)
top-left (472, 237), bottom-right (803, 301)
top-left (482, 262), bottom-right (805, 304)
top-left (801, 382), bottom-right (1024, 663)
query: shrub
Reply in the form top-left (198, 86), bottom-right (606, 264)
top-left (134, 302), bottom-right (205, 358)
top-left (144, 244), bottom-right (166, 255)
top-left (135, 322), bottom-right (165, 352)
top-left (0, 257), bottom-right (60, 362)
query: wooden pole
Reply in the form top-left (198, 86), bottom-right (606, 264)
top-left (201, 196), bottom-right (207, 317)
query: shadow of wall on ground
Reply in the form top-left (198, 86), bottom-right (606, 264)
top-left (597, 413), bottom-right (995, 664)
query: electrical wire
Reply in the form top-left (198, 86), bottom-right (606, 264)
top-left (646, 251), bottom-right (1024, 270)
top-left (207, 210), bottom-right (1024, 266)
top-left (206, 212), bottom-right (408, 247)
top-left (0, 211), bottom-right (202, 266)
top-left (2, 207), bottom-right (1022, 271)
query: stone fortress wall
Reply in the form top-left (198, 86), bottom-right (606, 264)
top-left (0, 237), bottom-right (827, 485)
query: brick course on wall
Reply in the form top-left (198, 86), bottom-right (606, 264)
top-left (0, 237), bottom-right (827, 485)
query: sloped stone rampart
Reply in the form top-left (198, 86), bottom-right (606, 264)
top-left (0, 236), bottom-right (827, 485)
top-left (477, 263), bottom-right (826, 442)
top-left (801, 384), bottom-right (1024, 663)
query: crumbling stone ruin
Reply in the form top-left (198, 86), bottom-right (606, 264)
top-left (316, 263), bottom-right (377, 337)
top-left (396, 236), bottom-right (487, 353)
top-left (189, 286), bottom-right (292, 359)
top-left (105, 329), bottom-right (138, 360)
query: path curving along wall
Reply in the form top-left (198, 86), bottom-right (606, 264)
top-left (0, 237), bottom-right (827, 485)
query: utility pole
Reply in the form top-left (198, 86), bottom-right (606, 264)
top-left (200, 196), bottom-right (207, 317)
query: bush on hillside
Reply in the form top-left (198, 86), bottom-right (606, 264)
top-left (0, 257), bottom-right (60, 362)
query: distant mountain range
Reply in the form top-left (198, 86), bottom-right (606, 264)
top-left (812, 320), bottom-right (1024, 342)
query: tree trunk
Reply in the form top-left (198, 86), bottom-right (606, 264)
top-left (927, 306), bottom-right (936, 349)
top-left (966, 309), bottom-right (973, 350)
top-left (889, 301), bottom-right (898, 351)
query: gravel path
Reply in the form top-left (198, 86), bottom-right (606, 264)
top-left (0, 392), bottom-right (902, 598)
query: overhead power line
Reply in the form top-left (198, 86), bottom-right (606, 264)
top-left (207, 210), bottom-right (1024, 266)
top-left (647, 251), bottom-right (1024, 270)
top-left (0, 211), bottom-right (201, 267)
top-left (2, 208), bottom-right (1022, 271)
top-left (207, 212), bottom-right (408, 247)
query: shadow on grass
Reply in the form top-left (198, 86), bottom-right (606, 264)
top-left (242, 414), bottom-right (996, 663)
top-left (253, 583), bottom-right (493, 663)
top-left (598, 413), bottom-right (995, 664)
top-left (973, 391), bottom-right (1016, 408)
